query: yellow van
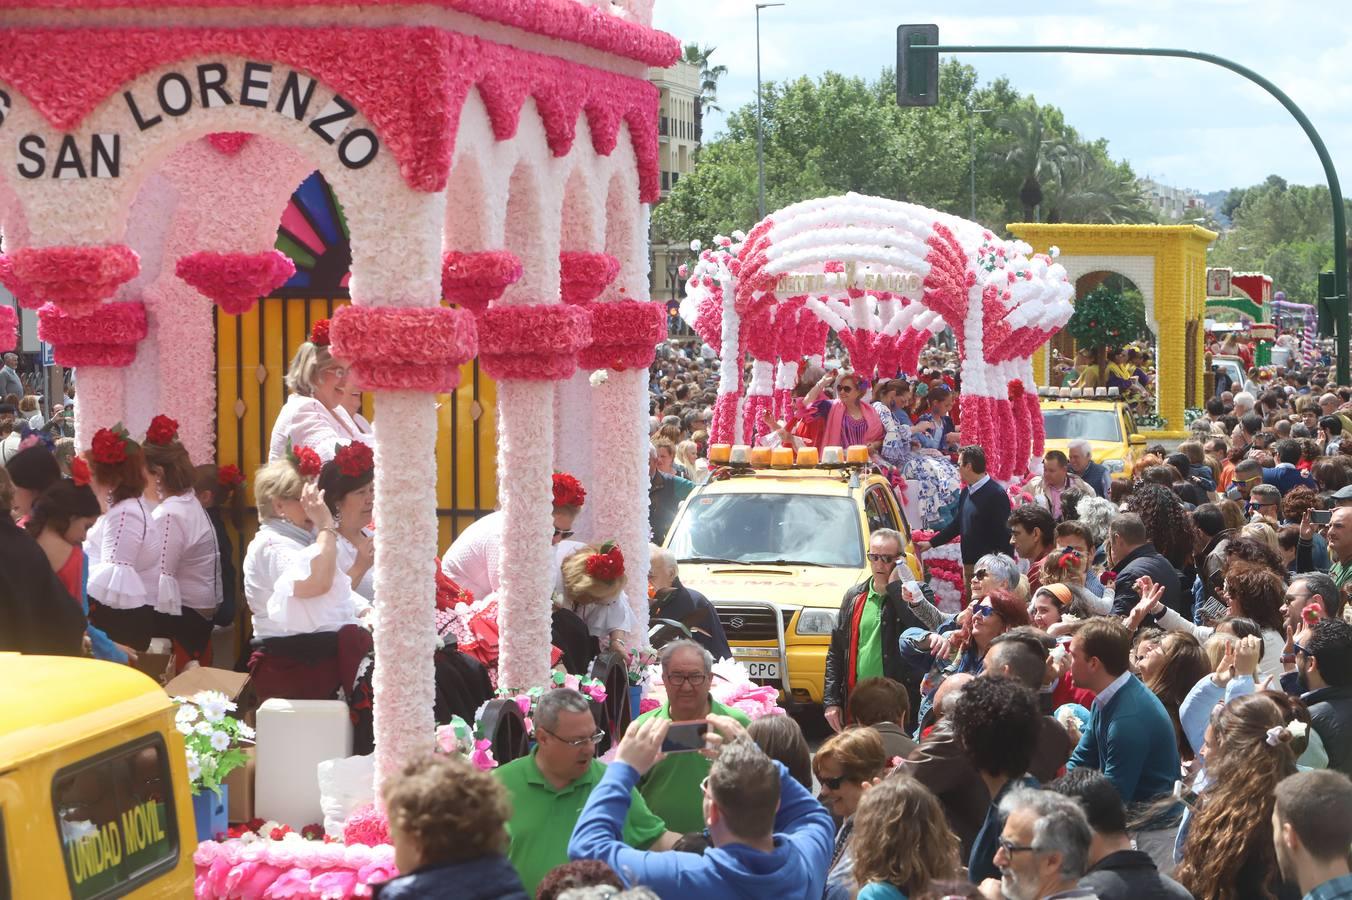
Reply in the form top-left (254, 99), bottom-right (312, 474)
top-left (0, 654), bottom-right (197, 898)
top-left (663, 466), bottom-right (923, 708)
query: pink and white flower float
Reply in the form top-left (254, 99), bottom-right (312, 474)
top-left (679, 195), bottom-right (1074, 478)
top-left (175, 250), bottom-right (297, 316)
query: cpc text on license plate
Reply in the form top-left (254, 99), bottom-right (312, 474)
top-left (739, 660), bottom-right (780, 679)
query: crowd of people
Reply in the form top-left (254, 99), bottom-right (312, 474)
top-left (9, 323), bottom-right (1352, 900)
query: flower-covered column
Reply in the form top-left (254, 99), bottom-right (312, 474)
top-left (331, 185), bottom-right (469, 794)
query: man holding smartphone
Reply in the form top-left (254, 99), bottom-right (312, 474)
top-left (626, 641), bottom-right (750, 833)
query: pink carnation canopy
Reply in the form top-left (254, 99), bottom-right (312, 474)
top-left (679, 193), bottom-right (1076, 482)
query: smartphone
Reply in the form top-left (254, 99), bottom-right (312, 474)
top-left (662, 720), bottom-right (709, 754)
top-left (1311, 509), bottom-right (1333, 525)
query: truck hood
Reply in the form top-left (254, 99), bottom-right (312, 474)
top-left (677, 562), bottom-right (864, 609)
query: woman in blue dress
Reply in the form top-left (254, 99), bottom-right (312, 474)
top-left (872, 379), bottom-right (960, 530)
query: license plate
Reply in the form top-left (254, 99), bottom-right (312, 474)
top-left (740, 660), bottom-right (780, 680)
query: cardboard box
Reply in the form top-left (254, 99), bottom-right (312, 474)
top-left (164, 667), bottom-right (256, 717)
top-left (134, 652), bottom-right (174, 685)
top-left (224, 747), bottom-right (256, 824)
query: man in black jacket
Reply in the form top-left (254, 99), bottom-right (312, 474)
top-left (823, 528), bottom-right (941, 733)
top-left (1295, 618), bottom-right (1352, 777)
top-left (1107, 513), bottom-right (1182, 619)
top-left (1191, 503), bottom-right (1233, 614)
top-left (916, 446), bottom-right (1012, 590)
top-left (0, 471), bottom-right (85, 656)
top-left (647, 546), bottom-right (731, 660)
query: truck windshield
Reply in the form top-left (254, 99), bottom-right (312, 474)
top-left (668, 493), bottom-right (864, 568)
top-left (1042, 409), bottom-right (1122, 443)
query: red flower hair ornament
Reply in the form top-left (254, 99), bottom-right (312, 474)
top-left (217, 464), bottom-right (245, 490)
top-left (287, 440), bottom-right (323, 479)
top-left (70, 455), bottom-right (92, 487)
top-left (310, 318), bottom-right (331, 348)
top-left (144, 414), bottom-right (179, 446)
top-left (90, 423), bottom-right (137, 466)
top-left (334, 441), bottom-right (375, 478)
top-left (553, 472), bottom-right (587, 510)
top-left (585, 541), bottom-right (625, 581)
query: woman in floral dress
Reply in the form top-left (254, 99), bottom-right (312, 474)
top-left (872, 379), bottom-right (960, 530)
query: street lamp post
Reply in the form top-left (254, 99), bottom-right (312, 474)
top-left (967, 103), bottom-right (991, 221)
top-left (756, 2), bottom-right (784, 220)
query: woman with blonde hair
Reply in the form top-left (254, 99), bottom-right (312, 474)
top-left (674, 439), bottom-right (698, 479)
top-left (267, 319), bottom-right (371, 462)
top-left (1240, 521), bottom-right (1279, 554)
top-left (850, 776), bottom-right (961, 900)
top-left (555, 540), bottom-right (633, 654)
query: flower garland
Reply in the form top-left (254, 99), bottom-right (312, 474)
top-left (911, 529), bottom-right (965, 612)
top-left (577, 299), bottom-right (665, 371)
top-left (0, 303), bottom-right (14, 353)
top-left (434, 714), bottom-right (497, 771)
top-left (174, 250), bottom-right (296, 316)
top-left (0, 256), bottom-right (40, 310)
top-left (193, 833), bottom-right (396, 900)
top-left (144, 413), bottom-right (179, 446)
top-left (37, 300), bottom-right (148, 368)
top-left (441, 250), bottom-right (523, 313)
top-left (330, 305), bottom-right (479, 393)
top-left (482, 671), bottom-right (609, 736)
top-left (477, 304), bottom-right (590, 381)
top-left (11, 244), bottom-right (139, 317)
top-left (559, 251), bottom-right (620, 305)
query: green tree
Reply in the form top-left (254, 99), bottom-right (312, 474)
top-left (1067, 284), bottom-right (1148, 349)
top-left (682, 43), bottom-right (727, 144)
top-left (991, 100), bottom-right (1075, 222)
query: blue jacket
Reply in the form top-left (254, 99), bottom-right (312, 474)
top-left (568, 761), bottom-right (834, 899)
top-left (372, 855), bottom-right (527, 900)
top-left (1068, 675), bottom-right (1180, 806)
top-left (1263, 464), bottom-right (1316, 495)
top-left (1075, 460), bottom-right (1112, 499)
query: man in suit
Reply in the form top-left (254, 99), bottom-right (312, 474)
top-left (916, 445), bottom-right (1013, 592)
top-left (1264, 439), bottom-right (1318, 496)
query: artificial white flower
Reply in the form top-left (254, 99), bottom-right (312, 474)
top-left (186, 758), bottom-right (202, 782)
top-left (731, 229), bottom-right (746, 242)
top-left (195, 721), bottom-right (214, 736)
top-left (1050, 245), bottom-right (1061, 258)
top-left (1287, 721), bottom-right (1308, 739)
top-left (196, 690), bottom-right (235, 723)
top-left (237, 722), bottom-right (256, 740)
top-left (689, 239), bottom-right (702, 252)
top-left (176, 720), bottom-right (195, 735)
top-left (210, 731), bottom-right (231, 752)
top-left (175, 704), bottom-right (198, 724)
top-left (589, 369), bottom-right (609, 387)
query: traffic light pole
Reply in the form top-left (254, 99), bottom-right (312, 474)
top-left (909, 41), bottom-right (1349, 384)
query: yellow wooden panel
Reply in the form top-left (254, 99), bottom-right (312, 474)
top-left (217, 297), bottom-right (498, 569)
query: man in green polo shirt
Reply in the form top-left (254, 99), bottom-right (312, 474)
top-left (493, 688), bottom-right (679, 893)
top-left (627, 640), bottom-right (751, 833)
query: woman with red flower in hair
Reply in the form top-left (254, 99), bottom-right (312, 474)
top-left (318, 442), bottom-right (377, 601)
top-left (440, 471), bottom-right (587, 603)
top-left (83, 425), bottom-right (163, 651)
top-left (555, 540), bottom-right (633, 655)
top-left (142, 414), bottom-right (223, 668)
top-left (267, 319), bottom-right (371, 464)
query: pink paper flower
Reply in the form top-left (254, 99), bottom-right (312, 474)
top-left (477, 303), bottom-right (590, 381)
top-left (559, 251), bottom-right (620, 305)
top-left (330, 305), bottom-right (479, 393)
top-left (175, 250), bottom-right (296, 316)
top-left (343, 805), bottom-right (391, 848)
top-left (11, 244), bottom-right (139, 317)
top-left (441, 250), bottom-right (523, 313)
top-left (0, 304), bottom-right (14, 353)
top-left (37, 301), bottom-right (147, 368)
top-left (309, 869), bottom-right (359, 900)
top-left (579, 299), bottom-right (665, 371)
top-left (0, 255), bottom-right (41, 310)
top-left (206, 132), bottom-right (253, 156)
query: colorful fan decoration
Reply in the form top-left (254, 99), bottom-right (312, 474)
top-left (275, 171), bottom-right (352, 296)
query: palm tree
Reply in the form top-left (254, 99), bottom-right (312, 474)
top-left (1044, 152), bottom-right (1152, 224)
top-left (992, 103), bottom-right (1074, 222)
top-left (683, 43), bottom-right (727, 144)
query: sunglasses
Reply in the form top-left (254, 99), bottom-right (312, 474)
top-left (665, 672), bottom-right (708, 687)
top-left (1293, 639), bottom-right (1313, 658)
top-left (973, 604), bottom-right (999, 619)
top-left (973, 568), bottom-right (990, 580)
top-left (818, 774), bottom-right (847, 790)
top-left (837, 385), bottom-right (855, 394)
top-left (867, 553), bottom-right (899, 563)
top-left (553, 528), bottom-right (575, 539)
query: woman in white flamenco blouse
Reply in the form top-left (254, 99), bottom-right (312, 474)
top-left (268, 319), bottom-right (373, 463)
top-left (84, 430), bottom-right (162, 652)
top-left (242, 458), bottom-right (371, 703)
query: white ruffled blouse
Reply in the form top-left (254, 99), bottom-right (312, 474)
top-left (268, 393), bottom-right (372, 463)
top-left (243, 522), bottom-right (366, 639)
top-left (84, 497), bottom-right (161, 611)
top-left (336, 530), bottom-right (375, 606)
top-left (153, 493), bottom-right (222, 615)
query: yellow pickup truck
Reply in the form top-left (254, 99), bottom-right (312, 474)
top-left (663, 466), bottom-right (922, 708)
top-left (0, 654), bottom-right (196, 898)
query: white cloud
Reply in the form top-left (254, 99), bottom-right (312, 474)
top-left (654, 0), bottom-right (1352, 193)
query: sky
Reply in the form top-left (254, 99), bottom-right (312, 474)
top-left (652, 0), bottom-right (1352, 198)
